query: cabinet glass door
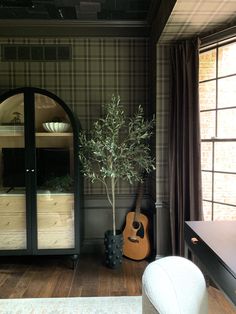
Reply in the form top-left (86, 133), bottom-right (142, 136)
top-left (34, 93), bottom-right (75, 249)
top-left (0, 94), bottom-right (27, 250)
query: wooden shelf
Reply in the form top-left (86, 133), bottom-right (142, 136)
top-left (0, 132), bottom-right (72, 137)
top-left (36, 132), bottom-right (73, 137)
top-left (0, 132), bottom-right (73, 148)
top-left (0, 132), bottom-right (24, 136)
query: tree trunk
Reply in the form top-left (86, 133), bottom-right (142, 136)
top-left (111, 176), bottom-right (116, 236)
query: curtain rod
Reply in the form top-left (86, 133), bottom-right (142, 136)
top-left (200, 25), bottom-right (236, 47)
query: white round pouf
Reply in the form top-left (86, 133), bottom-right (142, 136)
top-left (142, 256), bottom-right (208, 314)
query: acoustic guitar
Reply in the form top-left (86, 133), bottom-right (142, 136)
top-left (123, 183), bottom-right (151, 260)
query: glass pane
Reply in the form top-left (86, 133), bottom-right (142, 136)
top-left (200, 111), bottom-right (215, 139)
top-left (199, 49), bottom-right (216, 81)
top-left (34, 93), bottom-right (75, 250)
top-left (214, 173), bottom-right (236, 205)
top-left (201, 142), bottom-right (212, 170)
top-left (213, 203), bottom-right (236, 220)
top-left (0, 94), bottom-right (27, 249)
top-left (218, 76), bottom-right (236, 108)
top-left (218, 42), bottom-right (236, 77)
top-left (203, 201), bottom-right (212, 221)
top-left (218, 108), bottom-right (236, 138)
top-left (215, 142), bottom-right (236, 172)
top-left (202, 171), bottom-right (212, 201)
top-left (199, 81), bottom-right (216, 111)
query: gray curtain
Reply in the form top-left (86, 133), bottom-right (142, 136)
top-left (169, 38), bottom-right (202, 256)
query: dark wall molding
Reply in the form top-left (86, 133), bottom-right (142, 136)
top-left (0, 20), bottom-right (150, 37)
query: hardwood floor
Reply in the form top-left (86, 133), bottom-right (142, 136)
top-left (0, 252), bottom-right (235, 313)
top-left (0, 251), bottom-right (146, 298)
top-left (208, 286), bottom-right (236, 314)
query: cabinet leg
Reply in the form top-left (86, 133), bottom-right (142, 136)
top-left (70, 254), bottom-right (79, 269)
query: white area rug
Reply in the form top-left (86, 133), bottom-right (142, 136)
top-left (0, 296), bottom-right (142, 314)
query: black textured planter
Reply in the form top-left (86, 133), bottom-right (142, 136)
top-left (104, 230), bottom-right (123, 269)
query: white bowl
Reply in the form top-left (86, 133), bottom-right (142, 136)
top-left (43, 122), bottom-right (70, 133)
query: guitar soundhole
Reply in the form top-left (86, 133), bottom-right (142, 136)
top-left (132, 221), bottom-right (140, 229)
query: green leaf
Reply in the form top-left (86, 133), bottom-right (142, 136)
top-left (78, 95), bottom-right (155, 232)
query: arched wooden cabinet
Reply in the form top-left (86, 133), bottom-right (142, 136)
top-left (0, 87), bottom-right (82, 262)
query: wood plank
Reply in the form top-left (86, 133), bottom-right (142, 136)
top-left (51, 266), bottom-right (75, 297)
top-left (0, 232), bottom-right (27, 250)
top-left (37, 194), bottom-right (73, 213)
top-left (37, 232), bottom-right (74, 249)
top-left (9, 266), bottom-right (34, 299)
top-left (0, 264), bottom-right (15, 288)
top-left (37, 214), bottom-right (74, 231)
top-left (0, 264), bottom-right (29, 298)
top-left (0, 195), bottom-right (25, 212)
top-left (69, 253), bottom-right (100, 297)
top-left (208, 286), bottom-right (236, 314)
top-left (0, 215), bottom-right (26, 231)
top-left (21, 258), bottom-right (61, 298)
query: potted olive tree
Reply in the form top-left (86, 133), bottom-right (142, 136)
top-left (79, 95), bottom-right (155, 268)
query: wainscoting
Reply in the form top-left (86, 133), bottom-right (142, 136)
top-left (83, 194), bottom-right (155, 250)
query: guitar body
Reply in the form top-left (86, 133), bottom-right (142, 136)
top-left (123, 211), bottom-right (150, 260)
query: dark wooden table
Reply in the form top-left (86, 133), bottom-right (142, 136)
top-left (184, 221), bottom-right (236, 306)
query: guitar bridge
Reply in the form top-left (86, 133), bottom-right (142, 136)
top-left (128, 236), bottom-right (139, 243)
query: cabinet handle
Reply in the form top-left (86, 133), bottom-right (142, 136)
top-left (191, 237), bottom-right (199, 245)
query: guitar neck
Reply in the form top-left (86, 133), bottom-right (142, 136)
top-left (134, 182), bottom-right (144, 219)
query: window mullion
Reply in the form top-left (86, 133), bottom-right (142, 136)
top-left (211, 47), bottom-right (219, 220)
top-left (215, 46), bottom-right (219, 138)
top-left (211, 141), bottom-right (214, 220)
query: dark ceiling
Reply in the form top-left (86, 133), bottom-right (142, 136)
top-left (0, 0), bottom-right (154, 21)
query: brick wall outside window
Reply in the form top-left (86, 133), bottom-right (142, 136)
top-left (199, 40), bottom-right (236, 221)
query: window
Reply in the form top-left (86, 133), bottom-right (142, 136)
top-left (199, 39), bottom-right (236, 221)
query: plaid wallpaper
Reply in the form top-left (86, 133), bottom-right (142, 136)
top-left (0, 37), bottom-right (150, 196)
top-left (155, 45), bottom-right (170, 204)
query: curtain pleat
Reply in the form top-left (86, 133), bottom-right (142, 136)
top-left (169, 38), bottom-right (202, 256)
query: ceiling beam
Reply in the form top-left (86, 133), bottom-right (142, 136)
top-left (0, 19), bottom-right (150, 37)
